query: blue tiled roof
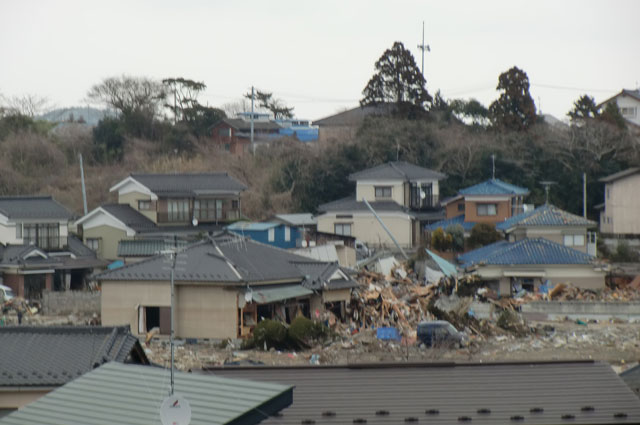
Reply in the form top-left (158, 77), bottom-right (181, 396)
top-left (459, 179), bottom-right (529, 196)
top-left (459, 238), bottom-right (594, 268)
top-left (496, 204), bottom-right (596, 231)
top-left (425, 215), bottom-right (477, 232)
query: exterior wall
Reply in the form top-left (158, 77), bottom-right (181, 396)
top-left (229, 226), bottom-right (299, 249)
top-left (210, 122), bottom-right (251, 156)
top-left (601, 175), bottom-right (640, 235)
top-left (3, 273), bottom-right (24, 298)
top-left (476, 264), bottom-right (605, 293)
top-left (0, 222), bottom-right (21, 245)
top-left (118, 191), bottom-right (156, 223)
top-left (445, 199), bottom-right (465, 219)
top-left (607, 95), bottom-right (640, 127)
top-left (83, 225), bottom-right (130, 261)
top-left (355, 181), bottom-right (405, 205)
top-left (523, 227), bottom-right (588, 254)
top-left (176, 285), bottom-right (238, 339)
top-left (317, 212), bottom-right (413, 248)
top-left (464, 199), bottom-right (511, 224)
top-left (0, 389), bottom-right (51, 410)
top-left (101, 281), bottom-right (170, 333)
top-left (335, 245), bottom-right (356, 267)
top-left (323, 288), bottom-right (351, 303)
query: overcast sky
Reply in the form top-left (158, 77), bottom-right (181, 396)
top-left (1, 0), bottom-right (638, 121)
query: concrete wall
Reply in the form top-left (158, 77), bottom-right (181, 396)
top-left (101, 281), bottom-right (170, 333)
top-left (83, 225), bottom-right (130, 261)
top-left (41, 290), bottom-right (100, 315)
top-left (176, 285), bottom-right (238, 339)
top-left (118, 191), bottom-right (156, 223)
top-left (317, 213), bottom-right (413, 248)
top-left (602, 174), bottom-right (640, 235)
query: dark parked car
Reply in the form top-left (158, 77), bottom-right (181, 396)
top-left (417, 320), bottom-right (468, 348)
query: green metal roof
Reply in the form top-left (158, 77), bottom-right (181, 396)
top-left (251, 284), bottom-right (313, 304)
top-left (0, 362), bottom-right (292, 425)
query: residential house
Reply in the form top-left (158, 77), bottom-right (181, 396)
top-left (212, 361), bottom-right (640, 425)
top-left (227, 222), bottom-right (300, 249)
top-left (75, 172), bottom-right (247, 261)
top-left (598, 89), bottom-right (640, 128)
top-left (458, 238), bottom-right (606, 297)
top-left (0, 325), bottom-right (148, 416)
top-left (428, 178), bottom-right (529, 237)
top-left (313, 103), bottom-right (396, 143)
top-left (316, 161), bottom-right (446, 249)
top-left (597, 168), bottom-right (640, 236)
top-left (0, 361), bottom-right (292, 425)
top-left (270, 213), bottom-right (317, 242)
top-left (496, 203), bottom-right (598, 255)
top-left (97, 233), bottom-right (356, 339)
top-left (210, 113), bottom-right (283, 155)
top-left (0, 196), bottom-right (104, 297)
top-left (275, 118), bottom-right (319, 142)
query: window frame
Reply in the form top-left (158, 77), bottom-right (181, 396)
top-left (334, 223), bottom-right (352, 236)
top-left (476, 203), bottom-right (498, 216)
top-left (374, 186), bottom-right (393, 198)
top-left (138, 200), bottom-right (152, 211)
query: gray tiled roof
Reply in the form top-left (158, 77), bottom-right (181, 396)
top-left (0, 361), bottom-right (292, 425)
top-left (0, 326), bottom-right (148, 388)
top-left (211, 361), bottom-right (640, 425)
top-left (130, 172), bottom-right (248, 197)
top-left (599, 167), bottom-right (640, 183)
top-left (294, 262), bottom-right (357, 291)
top-left (496, 204), bottom-right (596, 231)
top-left (220, 118), bottom-right (282, 131)
top-left (97, 234), bottom-right (349, 287)
top-left (0, 245), bottom-right (61, 268)
top-left (101, 204), bottom-right (157, 232)
top-left (0, 196), bottom-right (73, 220)
top-left (348, 161), bottom-right (446, 182)
top-left (317, 197), bottom-right (408, 213)
top-left (271, 213), bottom-right (317, 227)
top-left (118, 238), bottom-right (189, 257)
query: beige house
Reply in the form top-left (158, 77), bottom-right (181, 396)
top-left (597, 168), bottom-right (640, 236)
top-left (316, 161), bottom-right (446, 249)
top-left (496, 204), bottom-right (598, 256)
top-left (75, 172), bottom-right (247, 261)
top-left (97, 234), bottom-right (356, 339)
top-left (458, 238), bottom-right (606, 297)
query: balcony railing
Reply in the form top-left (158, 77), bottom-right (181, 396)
top-left (409, 194), bottom-right (440, 211)
top-left (24, 236), bottom-right (68, 251)
top-left (158, 210), bottom-right (240, 224)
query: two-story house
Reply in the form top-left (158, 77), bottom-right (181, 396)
top-left (598, 89), bottom-right (640, 128)
top-left (316, 161), bottom-right (446, 249)
top-left (210, 113), bottom-right (283, 155)
top-left (0, 196), bottom-right (104, 298)
top-left (75, 172), bottom-right (247, 260)
top-left (597, 167), bottom-right (640, 236)
top-left (428, 178), bottom-right (529, 237)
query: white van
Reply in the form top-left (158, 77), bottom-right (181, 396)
top-left (0, 284), bottom-right (15, 303)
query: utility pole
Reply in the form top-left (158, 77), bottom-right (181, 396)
top-left (417, 21), bottom-right (430, 77)
top-left (78, 153), bottom-right (88, 215)
top-left (491, 154), bottom-right (496, 179)
top-left (250, 86), bottom-right (255, 155)
top-left (583, 173), bottom-right (587, 218)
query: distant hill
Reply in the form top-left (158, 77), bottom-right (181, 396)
top-left (39, 107), bottom-right (115, 126)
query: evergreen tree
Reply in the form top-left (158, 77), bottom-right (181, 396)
top-left (489, 66), bottom-right (537, 131)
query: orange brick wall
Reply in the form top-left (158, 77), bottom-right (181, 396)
top-left (465, 200), bottom-right (511, 224)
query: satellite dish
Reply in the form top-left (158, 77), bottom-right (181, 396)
top-left (419, 190), bottom-right (426, 200)
top-left (192, 217), bottom-right (198, 227)
top-left (160, 394), bottom-right (191, 425)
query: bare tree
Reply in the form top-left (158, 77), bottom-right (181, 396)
top-left (221, 98), bottom-right (250, 117)
top-left (86, 75), bottom-right (166, 119)
top-left (2, 94), bottom-right (51, 117)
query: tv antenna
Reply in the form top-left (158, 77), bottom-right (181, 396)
top-left (417, 21), bottom-right (430, 77)
top-left (539, 181), bottom-right (556, 204)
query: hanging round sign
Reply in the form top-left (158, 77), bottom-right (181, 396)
top-left (160, 394), bottom-right (192, 425)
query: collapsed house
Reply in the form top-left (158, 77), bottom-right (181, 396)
top-left (96, 233), bottom-right (357, 339)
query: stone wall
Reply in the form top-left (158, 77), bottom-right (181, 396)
top-left (41, 290), bottom-right (101, 315)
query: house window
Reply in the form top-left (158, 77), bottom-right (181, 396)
top-left (194, 199), bottom-right (217, 221)
top-left (564, 234), bottom-right (585, 247)
top-left (168, 199), bottom-right (189, 222)
top-left (219, 128), bottom-right (232, 137)
top-left (232, 200), bottom-right (239, 209)
top-left (138, 200), bottom-right (151, 210)
top-left (15, 223), bottom-right (22, 239)
top-left (375, 186), bottom-right (392, 198)
top-left (268, 227), bottom-right (275, 242)
top-left (457, 203), bottom-right (465, 212)
top-left (477, 203), bottom-right (498, 216)
top-left (23, 223), bottom-right (61, 250)
top-left (620, 107), bottom-right (637, 117)
top-left (334, 223), bottom-right (352, 236)
top-left (86, 238), bottom-right (100, 252)
top-left (284, 226), bottom-right (291, 242)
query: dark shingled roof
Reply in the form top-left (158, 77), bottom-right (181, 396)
top-left (348, 161), bottom-right (446, 182)
top-left (458, 237), bottom-right (595, 268)
top-left (219, 117), bottom-right (282, 131)
top-left (130, 172), bottom-right (247, 197)
top-left (0, 326), bottom-right (148, 387)
top-left (210, 361), bottom-right (640, 425)
top-left (496, 204), bottom-right (597, 231)
top-left (459, 178), bottom-right (529, 196)
top-left (101, 204), bottom-right (157, 232)
top-left (599, 167), bottom-right (640, 183)
top-left (98, 234), bottom-right (356, 289)
top-left (0, 196), bottom-right (73, 220)
top-left (317, 197), bottom-right (408, 214)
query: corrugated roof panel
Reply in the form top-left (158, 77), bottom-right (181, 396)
top-left (0, 362), bottom-right (292, 425)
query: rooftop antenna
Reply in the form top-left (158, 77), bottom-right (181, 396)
top-left (539, 181), bottom-right (556, 204)
top-left (417, 21), bottom-right (430, 77)
top-left (491, 154), bottom-right (496, 179)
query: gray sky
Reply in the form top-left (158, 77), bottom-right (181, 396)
top-left (1, 0), bottom-right (638, 121)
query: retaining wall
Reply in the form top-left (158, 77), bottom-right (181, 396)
top-left (41, 290), bottom-right (101, 315)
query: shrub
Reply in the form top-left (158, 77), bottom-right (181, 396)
top-left (431, 227), bottom-right (452, 251)
top-left (468, 223), bottom-right (502, 249)
top-left (244, 319), bottom-right (287, 350)
top-left (287, 316), bottom-right (329, 349)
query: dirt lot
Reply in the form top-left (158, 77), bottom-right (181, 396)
top-left (143, 319), bottom-right (640, 372)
